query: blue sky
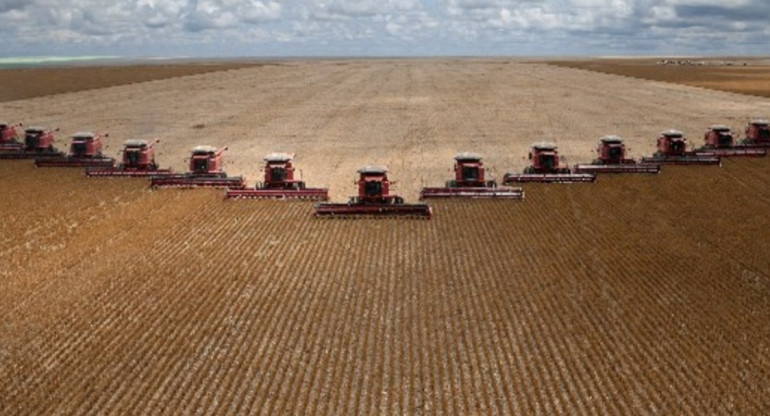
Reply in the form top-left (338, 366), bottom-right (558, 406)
top-left (1, 0), bottom-right (768, 57)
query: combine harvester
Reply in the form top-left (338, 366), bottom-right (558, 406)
top-left (150, 145), bottom-right (245, 189)
top-left (573, 136), bottom-right (660, 174)
top-left (0, 122), bottom-right (23, 152)
top-left (35, 131), bottom-right (115, 168)
top-left (741, 119), bottom-right (770, 148)
top-left (419, 152), bottom-right (523, 199)
top-left (503, 142), bottom-right (596, 184)
top-left (87, 139), bottom-right (174, 177)
top-left (226, 153), bottom-right (328, 200)
top-left (0, 126), bottom-right (64, 160)
top-left (641, 130), bottom-right (721, 165)
top-left (694, 125), bottom-right (766, 158)
top-left (314, 165), bottom-right (432, 219)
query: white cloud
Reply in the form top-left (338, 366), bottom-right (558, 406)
top-left (0, 0), bottom-right (767, 56)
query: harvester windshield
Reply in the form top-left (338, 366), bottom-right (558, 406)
top-left (25, 134), bottom-right (39, 147)
top-left (125, 150), bottom-right (141, 166)
top-left (539, 154), bottom-right (555, 170)
top-left (364, 180), bottom-right (383, 197)
top-left (608, 146), bottom-right (623, 160)
top-left (670, 140), bottom-right (685, 153)
top-left (193, 158), bottom-right (209, 173)
top-left (760, 128), bottom-right (770, 140)
top-left (271, 167), bottom-right (287, 182)
top-left (718, 133), bottom-right (733, 146)
top-left (461, 166), bottom-right (479, 182)
top-left (72, 142), bottom-right (88, 156)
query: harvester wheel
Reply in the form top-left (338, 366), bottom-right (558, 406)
top-left (446, 180), bottom-right (457, 188)
top-left (299, 181), bottom-right (306, 190)
top-left (486, 180), bottom-right (496, 188)
top-left (394, 196), bottom-right (404, 205)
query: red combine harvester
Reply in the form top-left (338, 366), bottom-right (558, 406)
top-left (87, 139), bottom-right (174, 177)
top-left (741, 119), bottom-right (770, 148)
top-left (503, 142), bottom-right (596, 184)
top-left (0, 122), bottom-right (23, 152)
top-left (694, 125), bottom-right (766, 157)
top-left (314, 166), bottom-right (432, 218)
top-left (35, 131), bottom-right (115, 168)
top-left (0, 126), bottom-right (64, 159)
top-left (419, 152), bottom-right (524, 199)
top-left (573, 136), bottom-right (660, 174)
top-left (226, 153), bottom-right (328, 200)
top-left (150, 145), bottom-right (245, 189)
top-left (641, 130), bottom-right (721, 165)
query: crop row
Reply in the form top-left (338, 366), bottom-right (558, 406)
top-left (0, 157), bottom-right (768, 414)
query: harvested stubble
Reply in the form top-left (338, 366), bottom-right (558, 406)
top-left (0, 157), bottom-right (768, 415)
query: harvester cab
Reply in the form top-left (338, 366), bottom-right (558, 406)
top-left (744, 119), bottom-right (770, 146)
top-left (190, 145), bottom-right (224, 175)
top-left (24, 126), bottom-right (55, 151)
top-left (314, 165), bottom-right (432, 218)
top-left (658, 130), bottom-right (687, 156)
top-left (69, 132), bottom-right (104, 158)
top-left (0, 122), bottom-right (20, 143)
top-left (598, 136), bottom-right (627, 163)
top-left (356, 166), bottom-right (393, 203)
top-left (0, 122), bottom-right (22, 151)
top-left (704, 125), bottom-right (734, 148)
top-left (123, 139), bottom-right (158, 169)
top-left (150, 145), bottom-right (244, 189)
top-left (453, 152), bottom-right (490, 187)
top-left (263, 153), bottom-right (299, 188)
top-left (503, 142), bottom-right (596, 183)
top-left (527, 142), bottom-right (566, 173)
top-left (419, 153), bottom-right (524, 199)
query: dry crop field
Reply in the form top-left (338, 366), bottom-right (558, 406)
top-left (1, 60), bottom-right (770, 414)
top-left (0, 61), bottom-right (263, 102)
top-left (549, 57), bottom-right (770, 98)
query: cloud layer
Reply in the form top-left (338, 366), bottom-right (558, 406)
top-left (1, 0), bottom-right (767, 56)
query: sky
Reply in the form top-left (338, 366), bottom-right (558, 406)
top-left (0, 0), bottom-right (768, 57)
